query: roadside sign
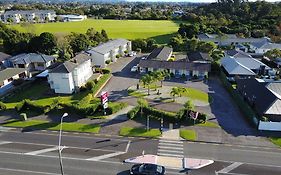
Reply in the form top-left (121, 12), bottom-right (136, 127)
top-left (100, 91), bottom-right (108, 105)
top-left (103, 102), bottom-right (108, 109)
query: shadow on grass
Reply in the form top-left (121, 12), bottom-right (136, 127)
top-left (22, 122), bottom-right (59, 132)
top-left (148, 32), bottom-right (177, 44)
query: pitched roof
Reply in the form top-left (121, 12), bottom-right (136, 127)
top-left (187, 52), bottom-right (212, 62)
top-left (49, 53), bottom-right (90, 74)
top-left (225, 49), bottom-right (252, 58)
top-left (0, 68), bottom-right (26, 82)
top-left (199, 35), bottom-right (270, 44)
top-left (236, 78), bottom-right (281, 116)
top-left (4, 10), bottom-right (55, 15)
top-left (139, 59), bottom-right (211, 72)
top-left (146, 46), bottom-right (173, 61)
top-left (87, 39), bottom-right (129, 55)
top-left (259, 43), bottom-right (281, 50)
top-left (9, 53), bottom-right (55, 65)
top-left (0, 52), bottom-right (11, 62)
top-left (221, 57), bottom-right (256, 76)
top-left (197, 33), bottom-right (237, 40)
top-left (234, 57), bottom-right (271, 70)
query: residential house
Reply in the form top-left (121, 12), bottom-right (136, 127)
top-left (0, 52), bottom-right (11, 70)
top-left (0, 68), bottom-right (30, 89)
top-left (197, 33), bottom-right (270, 47)
top-left (187, 52), bottom-right (212, 63)
top-left (221, 50), bottom-right (271, 79)
top-left (86, 39), bottom-right (132, 68)
top-left (236, 78), bottom-right (281, 122)
top-left (139, 47), bottom-right (211, 78)
top-left (48, 53), bottom-right (93, 94)
top-left (7, 53), bottom-right (56, 71)
top-left (3, 10), bottom-right (56, 23)
top-left (249, 42), bottom-right (281, 54)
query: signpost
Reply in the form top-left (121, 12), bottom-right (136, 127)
top-left (100, 91), bottom-right (108, 115)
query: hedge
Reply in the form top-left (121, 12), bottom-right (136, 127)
top-left (15, 99), bottom-right (45, 114)
top-left (0, 101), bottom-right (6, 111)
top-left (127, 106), bottom-right (140, 119)
top-left (107, 102), bottom-right (127, 114)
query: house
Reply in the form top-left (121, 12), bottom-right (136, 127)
top-left (197, 33), bottom-right (271, 47)
top-left (139, 47), bottom-right (211, 78)
top-left (86, 39), bottom-right (132, 68)
top-left (7, 53), bottom-right (56, 71)
top-left (3, 10), bottom-right (56, 23)
top-left (48, 53), bottom-right (93, 94)
top-left (221, 49), bottom-right (271, 78)
top-left (187, 52), bottom-right (212, 63)
top-left (0, 52), bottom-right (11, 70)
top-left (0, 68), bottom-right (30, 89)
top-left (236, 78), bottom-right (281, 122)
top-left (249, 42), bottom-right (281, 54)
top-left (58, 15), bottom-right (87, 22)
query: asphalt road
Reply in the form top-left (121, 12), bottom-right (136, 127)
top-left (0, 129), bottom-right (281, 175)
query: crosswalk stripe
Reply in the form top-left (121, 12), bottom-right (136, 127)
top-left (159, 142), bottom-right (183, 146)
top-left (158, 146), bottom-right (183, 150)
top-left (87, 151), bottom-right (125, 161)
top-left (159, 140), bottom-right (183, 144)
top-left (25, 146), bottom-right (59, 155)
top-left (157, 153), bottom-right (184, 158)
top-left (158, 149), bottom-right (184, 154)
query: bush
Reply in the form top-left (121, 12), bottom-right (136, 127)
top-left (124, 50), bottom-right (129, 54)
top-left (107, 102), bottom-right (128, 114)
top-left (197, 113), bottom-right (208, 123)
top-left (136, 48), bottom-right (141, 53)
top-left (116, 54), bottom-right (121, 58)
top-left (105, 60), bottom-right (111, 64)
top-left (20, 113), bottom-right (27, 121)
top-left (181, 74), bottom-right (186, 79)
top-left (15, 100), bottom-right (26, 112)
top-left (170, 73), bottom-right (174, 77)
top-left (101, 68), bottom-right (111, 74)
top-left (12, 78), bottom-right (25, 86)
top-left (143, 106), bottom-right (178, 122)
top-left (127, 106), bottom-right (140, 119)
top-left (0, 101), bottom-right (6, 111)
top-left (80, 85), bottom-right (87, 92)
top-left (85, 81), bottom-right (95, 91)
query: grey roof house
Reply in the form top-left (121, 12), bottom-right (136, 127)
top-left (236, 78), bottom-right (281, 122)
top-left (0, 52), bottom-right (11, 70)
top-left (8, 53), bottom-right (56, 71)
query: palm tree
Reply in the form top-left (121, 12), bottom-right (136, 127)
top-left (140, 74), bottom-right (154, 95)
top-left (184, 100), bottom-right (195, 111)
top-left (211, 49), bottom-right (224, 62)
top-left (170, 87), bottom-right (180, 102)
top-left (178, 87), bottom-right (187, 97)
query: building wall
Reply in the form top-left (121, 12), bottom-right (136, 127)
top-left (72, 59), bottom-right (93, 87)
top-left (48, 72), bottom-right (75, 94)
top-left (91, 52), bottom-right (107, 68)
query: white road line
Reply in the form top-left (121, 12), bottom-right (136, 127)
top-left (218, 162), bottom-right (243, 173)
top-left (159, 140), bottom-right (183, 144)
top-left (158, 149), bottom-right (184, 154)
top-left (158, 146), bottom-right (183, 150)
top-left (159, 142), bottom-right (183, 147)
top-left (232, 149), bottom-right (281, 155)
top-left (25, 146), bottom-right (59, 155)
top-left (157, 153), bottom-right (184, 158)
top-left (0, 141), bottom-right (12, 145)
top-left (125, 140), bottom-right (131, 153)
top-left (86, 151), bottom-right (125, 161)
top-left (0, 167), bottom-right (60, 175)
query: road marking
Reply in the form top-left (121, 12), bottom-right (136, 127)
top-left (158, 149), bottom-right (184, 154)
top-left (159, 142), bottom-right (183, 146)
top-left (0, 167), bottom-right (60, 175)
top-left (158, 146), bottom-right (183, 150)
top-left (125, 140), bottom-right (131, 152)
top-left (218, 162), bottom-right (243, 173)
top-left (25, 146), bottom-right (59, 155)
top-left (0, 141), bottom-right (12, 145)
top-left (232, 149), bottom-right (281, 155)
top-left (86, 151), bottom-right (125, 161)
top-left (159, 140), bottom-right (183, 144)
top-left (157, 153), bottom-right (184, 158)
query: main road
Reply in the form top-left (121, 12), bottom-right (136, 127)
top-left (0, 128), bottom-right (281, 175)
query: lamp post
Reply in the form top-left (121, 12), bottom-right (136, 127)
top-left (58, 113), bottom-right (68, 175)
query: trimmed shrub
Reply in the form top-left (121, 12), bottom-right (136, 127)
top-left (0, 101), bottom-right (6, 111)
top-left (85, 81), bottom-right (95, 91)
top-left (20, 113), bottom-right (27, 121)
top-left (80, 85), bottom-right (87, 92)
top-left (107, 102), bottom-right (128, 114)
top-left (116, 54), bottom-right (121, 58)
top-left (12, 78), bottom-right (25, 86)
top-left (170, 72), bottom-right (174, 77)
top-left (142, 106), bottom-right (178, 122)
top-left (197, 113), bottom-right (208, 123)
top-left (127, 106), bottom-right (140, 119)
top-left (105, 60), bottom-right (111, 64)
top-left (101, 68), bottom-right (111, 74)
top-left (15, 100), bottom-right (26, 112)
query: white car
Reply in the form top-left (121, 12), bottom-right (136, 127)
top-left (141, 56), bottom-right (146, 60)
top-left (131, 66), bottom-right (138, 72)
top-left (129, 51), bottom-right (137, 57)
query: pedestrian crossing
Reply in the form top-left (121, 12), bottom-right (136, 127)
top-left (157, 139), bottom-right (184, 158)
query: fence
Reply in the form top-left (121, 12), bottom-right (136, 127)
top-left (219, 71), bottom-right (259, 127)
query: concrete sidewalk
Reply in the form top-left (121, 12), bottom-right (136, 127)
top-left (106, 105), bottom-right (134, 121)
top-left (161, 129), bottom-right (180, 140)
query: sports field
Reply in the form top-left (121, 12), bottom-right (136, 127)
top-left (9, 19), bottom-right (182, 44)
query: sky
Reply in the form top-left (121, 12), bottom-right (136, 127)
top-left (126, 0), bottom-right (279, 2)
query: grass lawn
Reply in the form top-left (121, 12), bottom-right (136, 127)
top-left (128, 89), bottom-right (147, 98)
top-left (2, 119), bottom-right (100, 133)
top-left (119, 127), bottom-right (161, 138)
top-left (270, 137), bottom-right (281, 148)
top-left (9, 19), bottom-right (182, 44)
top-left (182, 88), bottom-right (209, 103)
top-left (196, 121), bottom-right (220, 128)
top-left (180, 129), bottom-right (197, 141)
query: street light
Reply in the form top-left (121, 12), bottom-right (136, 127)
top-left (58, 113), bottom-right (68, 175)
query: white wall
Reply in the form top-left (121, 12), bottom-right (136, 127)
top-left (48, 72), bottom-right (75, 94)
top-left (91, 52), bottom-right (107, 68)
top-left (258, 121), bottom-right (281, 131)
top-left (73, 59), bottom-right (93, 87)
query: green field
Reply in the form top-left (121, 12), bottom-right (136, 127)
top-left (9, 19), bottom-right (182, 44)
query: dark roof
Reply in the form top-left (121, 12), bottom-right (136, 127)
top-left (0, 68), bottom-right (26, 82)
top-left (187, 52), bottom-right (212, 62)
top-left (225, 50), bottom-right (252, 58)
top-left (139, 59), bottom-right (211, 72)
top-left (9, 53), bottom-right (55, 65)
top-left (146, 46), bottom-right (173, 61)
top-left (236, 78), bottom-right (277, 116)
top-left (49, 53), bottom-right (90, 74)
top-left (0, 52), bottom-right (11, 62)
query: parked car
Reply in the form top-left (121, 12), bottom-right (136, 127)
top-left (130, 163), bottom-right (165, 175)
top-left (141, 56), bottom-right (146, 60)
top-left (131, 66), bottom-right (138, 72)
top-left (129, 51), bottom-right (137, 57)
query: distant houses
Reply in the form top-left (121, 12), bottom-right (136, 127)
top-left (57, 15), bottom-right (87, 22)
top-left (138, 46), bottom-right (211, 78)
top-left (86, 39), bottom-right (132, 68)
top-left (2, 10), bottom-right (56, 23)
top-left (48, 53), bottom-right (93, 94)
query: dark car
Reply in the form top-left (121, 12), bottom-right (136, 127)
top-left (130, 163), bottom-right (165, 175)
